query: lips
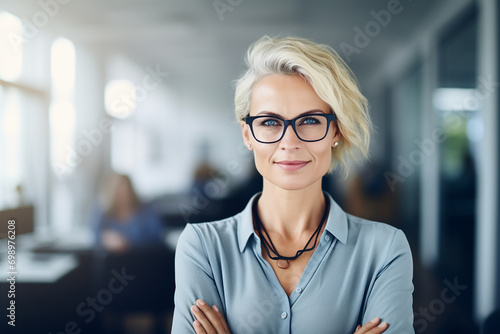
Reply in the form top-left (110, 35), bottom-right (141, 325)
top-left (274, 160), bottom-right (310, 171)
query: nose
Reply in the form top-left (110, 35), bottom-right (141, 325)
top-left (278, 124), bottom-right (301, 150)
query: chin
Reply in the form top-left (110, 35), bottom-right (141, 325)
top-left (272, 181), bottom-right (309, 191)
top-left (267, 172), bottom-right (322, 192)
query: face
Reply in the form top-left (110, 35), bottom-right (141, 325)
top-left (241, 74), bottom-right (340, 191)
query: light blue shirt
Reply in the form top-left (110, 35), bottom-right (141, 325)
top-left (172, 193), bottom-right (414, 333)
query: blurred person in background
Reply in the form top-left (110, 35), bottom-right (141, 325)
top-left (172, 36), bottom-right (414, 334)
top-left (345, 161), bottom-right (397, 226)
top-left (92, 173), bottom-right (163, 253)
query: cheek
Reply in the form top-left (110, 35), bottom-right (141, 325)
top-left (312, 145), bottom-right (334, 172)
top-left (313, 143), bottom-right (333, 160)
top-left (253, 146), bottom-right (274, 171)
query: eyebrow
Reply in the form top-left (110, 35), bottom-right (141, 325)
top-left (255, 109), bottom-right (329, 118)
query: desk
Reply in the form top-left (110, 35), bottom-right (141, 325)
top-left (164, 225), bottom-right (183, 251)
top-left (0, 252), bottom-right (91, 333)
top-left (0, 252), bottom-right (78, 283)
top-left (0, 229), bottom-right (175, 333)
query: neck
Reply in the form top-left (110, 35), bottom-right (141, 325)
top-left (257, 179), bottom-right (326, 240)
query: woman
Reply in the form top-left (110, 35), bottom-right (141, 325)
top-left (92, 173), bottom-right (162, 252)
top-left (172, 36), bottom-right (414, 333)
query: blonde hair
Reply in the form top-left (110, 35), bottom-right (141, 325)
top-left (234, 36), bottom-right (371, 176)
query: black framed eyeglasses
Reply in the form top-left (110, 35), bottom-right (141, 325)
top-left (245, 113), bottom-right (337, 144)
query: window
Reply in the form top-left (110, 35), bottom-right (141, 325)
top-left (0, 11), bottom-right (22, 81)
top-left (50, 37), bottom-right (76, 178)
top-left (0, 89), bottom-right (21, 207)
top-left (0, 11), bottom-right (24, 209)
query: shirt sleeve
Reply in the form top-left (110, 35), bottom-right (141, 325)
top-left (171, 223), bottom-right (225, 334)
top-left (361, 229), bottom-right (415, 333)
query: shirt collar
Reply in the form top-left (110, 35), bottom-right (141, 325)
top-left (237, 192), bottom-right (348, 253)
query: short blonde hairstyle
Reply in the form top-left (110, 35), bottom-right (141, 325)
top-left (234, 36), bottom-right (371, 176)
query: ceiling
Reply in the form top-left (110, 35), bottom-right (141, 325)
top-left (1, 0), bottom-right (445, 111)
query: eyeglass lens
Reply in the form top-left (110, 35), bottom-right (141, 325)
top-left (251, 114), bottom-right (330, 143)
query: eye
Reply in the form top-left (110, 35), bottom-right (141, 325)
top-left (299, 116), bottom-right (322, 125)
top-left (259, 118), bottom-right (282, 127)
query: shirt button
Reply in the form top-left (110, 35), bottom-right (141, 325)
top-left (281, 312), bottom-right (288, 319)
top-left (295, 287), bottom-right (302, 293)
top-left (324, 235), bottom-right (331, 242)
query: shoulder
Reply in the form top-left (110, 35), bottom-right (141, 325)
top-left (346, 214), bottom-right (405, 241)
top-left (344, 214), bottom-right (411, 260)
top-left (176, 213), bottom-right (242, 252)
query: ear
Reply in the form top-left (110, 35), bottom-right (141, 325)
top-left (331, 122), bottom-right (342, 147)
top-left (240, 120), bottom-right (252, 147)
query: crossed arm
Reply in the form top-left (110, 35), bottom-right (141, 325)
top-left (172, 225), bottom-right (414, 333)
top-left (190, 299), bottom-right (389, 334)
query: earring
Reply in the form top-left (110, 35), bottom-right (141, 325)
top-left (247, 144), bottom-right (252, 149)
top-left (333, 142), bottom-right (339, 148)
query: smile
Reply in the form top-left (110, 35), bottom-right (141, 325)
top-left (274, 160), bottom-right (310, 171)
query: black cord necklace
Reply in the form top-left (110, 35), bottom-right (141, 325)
top-left (252, 193), bottom-right (330, 269)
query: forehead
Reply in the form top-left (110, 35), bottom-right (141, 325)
top-left (249, 74), bottom-right (330, 116)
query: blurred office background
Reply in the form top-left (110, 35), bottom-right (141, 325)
top-left (0, 0), bottom-right (498, 333)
